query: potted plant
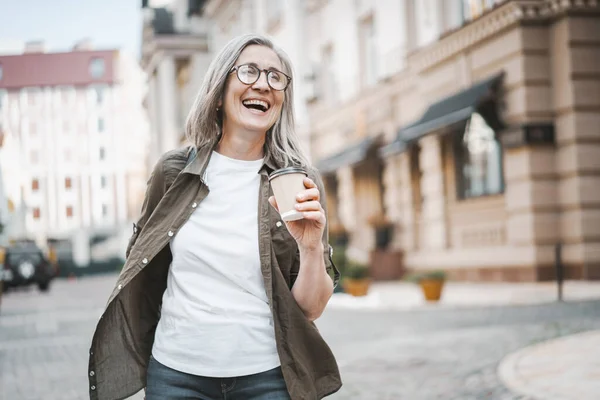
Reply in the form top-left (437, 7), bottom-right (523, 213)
top-left (341, 260), bottom-right (371, 297)
top-left (406, 270), bottom-right (447, 302)
top-left (368, 214), bottom-right (393, 249)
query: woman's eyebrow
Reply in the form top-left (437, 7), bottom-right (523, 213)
top-left (244, 61), bottom-right (282, 71)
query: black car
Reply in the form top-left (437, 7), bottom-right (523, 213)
top-left (1, 244), bottom-right (54, 292)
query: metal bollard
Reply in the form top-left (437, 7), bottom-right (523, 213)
top-left (555, 243), bottom-right (563, 302)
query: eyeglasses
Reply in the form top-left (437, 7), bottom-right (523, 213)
top-left (230, 64), bottom-right (291, 91)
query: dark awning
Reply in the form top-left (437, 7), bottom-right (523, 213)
top-left (316, 135), bottom-right (381, 174)
top-left (380, 73), bottom-right (504, 157)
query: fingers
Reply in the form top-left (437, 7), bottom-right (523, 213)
top-left (297, 178), bottom-right (320, 202)
top-left (294, 200), bottom-right (322, 213)
top-left (301, 211), bottom-right (326, 224)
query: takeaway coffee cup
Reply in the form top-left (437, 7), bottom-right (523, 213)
top-left (269, 167), bottom-right (308, 222)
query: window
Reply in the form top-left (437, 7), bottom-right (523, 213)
top-left (321, 45), bottom-right (337, 105)
top-left (0, 89), bottom-right (6, 110)
top-left (455, 113), bottom-right (504, 199)
top-left (0, 64), bottom-right (3, 81)
top-left (98, 118), bottom-right (104, 132)
top-left (66, 206), bottom-right (74, 218)
top-left (65, 177), bottom-right (72, 189)
top-left (359, 16), bottom-right (378, 87)
top-left (33, 207), bottom-right (41, 219)
top-left (462, 0), bottom-right (500, 21)
top-left (32, 179), bottom-right (39, 191)
top-left (94, 86), bottom-right (105, 104)
top-left (89, 58), bottom-right (106, 79)
top-left (100, 175), bottom-right (107, 188)
top-left (60, 86), bottom-right (76, 104)
top-left (415, 0), bottom-right (440, 47)
top-left (99, 147), bottom-right (106, 160)
top-left (31, 150), bottom-right (39, 164)
top-left (64, 149), bottom-right (72, 162)
top-left (102, 204), bottom-right (108, 217)
top-left (446, 0), bottom-right (466, 31)
top-left (29, 121), bottom-right (37, 136)
top-left (26, 87), bottom-right (41, 106)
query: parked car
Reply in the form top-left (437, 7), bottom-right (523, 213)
top-left (1, 243), bottom-right (55, 292)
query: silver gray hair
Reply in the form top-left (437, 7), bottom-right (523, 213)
top-left (185, 34), bottom-right (309, 167)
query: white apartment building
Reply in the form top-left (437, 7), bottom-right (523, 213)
top-left (0, 41), bottom-right (150, 246)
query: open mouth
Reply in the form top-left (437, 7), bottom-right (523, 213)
top-left (242, 99), bottom-right (270, 113)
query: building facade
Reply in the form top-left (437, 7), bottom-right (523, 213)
top-left (141, 0), bottom-right (316, 161)
top-left (310, 0), bottom-right (600, 281)
top-left (0, 42), bottom-right (150, 246)
top-left (141, 0), bottom-right (211, 166)
top-left (141, 0), bottom-right (600, 281)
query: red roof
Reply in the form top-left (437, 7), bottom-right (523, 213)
top-left (0, 50), bottom-right (117, 89)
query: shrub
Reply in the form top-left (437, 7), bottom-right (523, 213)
top-left (343, 260), bottom-right (370, 280)
top-left (405, 269), bottom-right (446, 283)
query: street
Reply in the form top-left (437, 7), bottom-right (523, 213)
top-left (1, 274), bottom-right (599, 400)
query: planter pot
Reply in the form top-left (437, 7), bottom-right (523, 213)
top-left (342, 278), bottom-right (371, 297)
top-left (419, 279), bottom-right (445, 302)
top-left (369, 250), bottom-right (404, 280)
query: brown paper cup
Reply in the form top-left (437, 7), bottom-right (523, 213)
top-left (269, 167), bottom-right (308, 222)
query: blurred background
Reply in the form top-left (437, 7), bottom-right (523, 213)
top-left (0, 0), bottom-right (599, 399)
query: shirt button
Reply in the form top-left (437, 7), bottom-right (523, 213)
top-left (192, 202), bottom-right (197, 208)
top-left (142, 258), bottom-right (148, 264)
top-left (168, 230), bottom-right (174, 237)
top-left (89, 371), bottom-right (95, 377)
top-left (91, 385), bottom-right (96, 390)
top-left (117, 284), bottom-right (122, 290)
top-left (276, 221), bottom-right (282, 228)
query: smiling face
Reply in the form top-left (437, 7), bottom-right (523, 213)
top-left (221, 45), bottom-right (286, 137)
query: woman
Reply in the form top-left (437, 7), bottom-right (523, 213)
top-left (88, 34), bottom-right (341, 400)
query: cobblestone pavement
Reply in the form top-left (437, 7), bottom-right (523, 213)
top-left (1, 274), bottom-right (599, 400)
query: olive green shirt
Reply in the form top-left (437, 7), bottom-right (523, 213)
top-left (87, 142), bottom-right (341, 400)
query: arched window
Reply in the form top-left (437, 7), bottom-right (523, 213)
top-left (455, 113), bottom-right (503, 199)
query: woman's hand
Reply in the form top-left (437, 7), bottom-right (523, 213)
top-left (268, 177), bottom-right (325, 251)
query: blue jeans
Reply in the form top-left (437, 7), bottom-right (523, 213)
top-left (145, 356), bottom-right (291, 400)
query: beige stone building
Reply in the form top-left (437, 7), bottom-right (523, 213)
top-left (140, 0), bottom-right (599, 281)
top-left (310, 0), bottom-right (600, 281)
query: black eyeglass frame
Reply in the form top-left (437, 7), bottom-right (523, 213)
top-left (229, 64), bottom-right (292, 91)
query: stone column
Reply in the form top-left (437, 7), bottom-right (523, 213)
top-left (418, 135), bottom-right (447, 250)
top-left (551, 16), bottom-right (600, 279)
top-left (504, 146), bottom-right (559, 280)
top-left (336, 166), bottom-right (356, 232)
top-left (383, 152), bottom-right (416, 251)
top-left (156, 56), bottom-right (179, 155)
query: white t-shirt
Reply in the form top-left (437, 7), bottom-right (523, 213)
top-left (152, 151), bottom-right (280, 377)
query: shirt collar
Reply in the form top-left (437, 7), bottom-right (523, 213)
top-left (182, 140), bottom-right (280, 179)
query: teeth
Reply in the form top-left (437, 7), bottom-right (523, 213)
top-left (243, 99), bottom-right (269, 110)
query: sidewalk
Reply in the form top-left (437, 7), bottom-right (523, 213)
top-left (498, 330), bottom-right (600, 400)
top-left (327, 280), bottom-right (600, 310)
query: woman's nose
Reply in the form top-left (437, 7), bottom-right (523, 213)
top-left (252, 72), bottom-right (270, 91)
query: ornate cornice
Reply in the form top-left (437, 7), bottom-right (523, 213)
top-left (410, 0), bottom-right (600, 72)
